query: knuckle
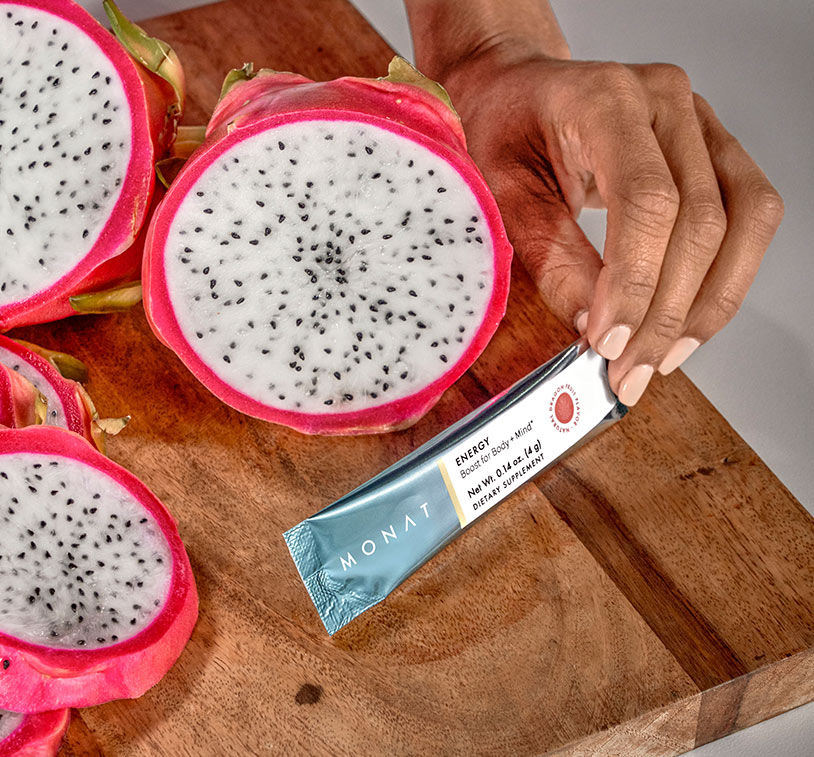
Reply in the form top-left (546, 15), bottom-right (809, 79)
top-left (692, 91), bottom-right (713, 117)
top-left (684, 200), bottom-right (728, 255)
top-left (649, 63), bottom-right (692, 94)
top-left (584, 62), bottom-right (641, 114)
top-left (750, 184), bottom-right (785, 238)
top-left (619, 177), bottom-right (680, 232)
top-left (615, 262), bottom-right (660, 304)
top-left (536, 258), bottom-right (577, 304)
top-left (649, 307), bottom-right (686, 341)
top-left (598, 61), bottom-right (636, 87)
top-left (709, 288), bottom-right (743, 326)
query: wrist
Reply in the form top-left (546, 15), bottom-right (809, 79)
top-left (405, 0), bottom-right (570, 84)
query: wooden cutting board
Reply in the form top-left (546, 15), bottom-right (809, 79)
top-left (15, 0), bottom-right (813, 754)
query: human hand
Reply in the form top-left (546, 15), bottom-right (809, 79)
top-left (431, 50), bottom-right (783, 405)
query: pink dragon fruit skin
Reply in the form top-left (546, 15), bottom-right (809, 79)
top-left (0, 0), bottom-right (183, 331)
top-left (0, 426), bottom-right (198, 712)
top-left (0, 364), bottom-right (42, 429)
top-left (0, 709), bottom-right (70, 757)
top-left (0, 336), bottom-right (88, 435)
top-left (143, 62), bottom-right (512, 434)
top-left (0, 335), bottom-right (129, 452)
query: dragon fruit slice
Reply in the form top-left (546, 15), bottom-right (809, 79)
top-left (0, 364), bottom-right (44, 429)
top-left (0, 336), bottom-right (127, 451)
top-left (143, 58), bottom-right (512, 434)
top-left (0, 0), bottom-right (184, 331)
top-left (0, 708), bottom-right (69, 757)
top-left (0, 426), bottom-right (198, 712)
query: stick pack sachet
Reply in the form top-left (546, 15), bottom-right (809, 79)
top-left (284, 338), bottom-right (627, 634)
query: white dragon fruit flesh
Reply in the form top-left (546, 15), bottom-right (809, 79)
top-left (0, 426), bottom-right (197, 712)
top-left (143, 59), bottom-right (513, 434)
top-left (0, 0), bottom-right (183, 330)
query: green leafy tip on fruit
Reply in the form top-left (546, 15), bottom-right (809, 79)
top-left (34, 392), bottom-right (48, 425)
top-left (155, 125), bottom-right (207, 188)
top-left (70, 281), bottom-right (143, 314)
top-left (381, 56), bottom-right (458, 116)
top-left (12, 340), bottom-right (90, 383)
top-left (104, 0), bottom-right (185, 117)
top-left (172, 125), bottom-right (207, 158)
top-left (219, 62), bottom-right (256, 102)
top-left (95, 416), bottom-right (131, 435)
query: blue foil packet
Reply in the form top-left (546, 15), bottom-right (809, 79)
top-left (284, 338), bottom-right (626, 635)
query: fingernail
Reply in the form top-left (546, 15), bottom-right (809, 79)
top-left (618, 364), bottom-right (654, 406)
top-left (575, 310), bottom-right (589, 335)
top-left (658, 337), bottom-right (701, 375)
top-left (596, 325), bottom-right (631, 360)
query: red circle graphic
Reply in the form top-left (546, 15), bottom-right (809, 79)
top-left (554, 392), bottom-right (574, 424)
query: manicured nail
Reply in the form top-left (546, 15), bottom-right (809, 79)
top-left (596, 325), bottom-right (631, 360)
top-left (618, 364), bottom-right (654, 406)
top-left (658, 337), bottom-right (701, 375)
top-left (575, 310), bottom-right (589, 335)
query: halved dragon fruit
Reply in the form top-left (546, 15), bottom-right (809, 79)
top-left (0, 426), bottom-right (198, 712)
top-left (0, 708), bottom-right (69, 757)
top-left (0, 0), bottom-right (184, 330)
top-left (0, 335), bottom-right (126, 450)
top-left (143, 59), bottom-right (512, 434)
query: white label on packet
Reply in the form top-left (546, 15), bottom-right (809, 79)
top-left (438, 350), bottom-right (616, 528)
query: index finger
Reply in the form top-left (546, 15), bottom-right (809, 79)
top-left (582, 67), bottom-right (680, 359)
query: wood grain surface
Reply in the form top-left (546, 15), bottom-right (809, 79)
top-left (12, 0), bottom-right (813, 754)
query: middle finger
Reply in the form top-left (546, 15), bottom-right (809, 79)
top-left (609, 66), bottom-right (726, 403)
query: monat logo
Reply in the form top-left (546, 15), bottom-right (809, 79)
top-left (338, 500), bottom-right (430, 572)
top-left (549, 383), bottom-right (580, 432)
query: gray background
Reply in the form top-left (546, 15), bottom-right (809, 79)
top-left (79, 1), bottom-right (814, 754)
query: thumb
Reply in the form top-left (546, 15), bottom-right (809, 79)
top-left (504, 186), bottom-right (603, 332)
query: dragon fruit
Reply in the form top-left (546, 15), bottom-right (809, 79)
top-left (0, 335), bottom-right (127, 450)
top-left (0, 426), bottom-right (198, 712)
top-left (0, 0), bottom-right (184, 331)
top-left (0, 364), bottom-right (44, 429)
top-left (0, 708), bottom-right (69, 757)
top-left (143, 58), bottom-right (512, 434)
